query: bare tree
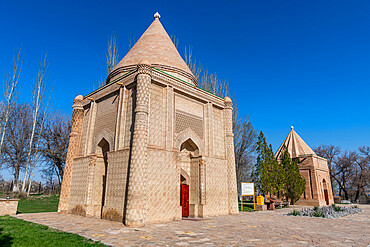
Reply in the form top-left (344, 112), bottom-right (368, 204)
top-left (314, 145), bottom-right (370, 201)
top-left (2, 103), bottom-right (33, 191)
top-left (21, 55), bottom-right (48, 192)
top-left (353, 146), bottom-right (370, 201)
top-left (171, 35), bottom-right (179, 49)
top-left (40, 112), bottom-right (71, 185)
top-left (0, 49), bottom-right (22, 166)
top-left (233, 101), bottom-right (257, 196)
top-left (332, 151), bottom-right (358, 200)
top-left (184, 46), bottom-right (201, 82)
top-left (128, 36), bottom-right (138, 51)
top-left (314, 145), bottom-right (341, 192)
top-left (26, 108), bottom-right (48, 195)
top-left (106, 33), bottom-right (119, 75)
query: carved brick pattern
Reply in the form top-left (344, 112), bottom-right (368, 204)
top-left (199, 158), bottom-right (206, 205)
top-left (204, 157), bottom-right (229, 215)
top-left (212, 107), bottom-right (225, 157)
top-left (175, 111), bottom-right (204, 139)
top-left (102, 150), bottom-right (130, 220)
top-left (124, 88), bottom-right (135, 148)
top-left (149, 83), bottom-right (165, 147)
top-left (125, 69), bottom-right (151, 227)
top-left (93, 93), bottom-right (118, 152)
top-left (68, 157), bottom-right (90, 212)
top-left (146, 149), bottom-right (179, 223)
top-left (58, 103), bottom-right (84, 212)
top-left (224, 105), bottom-right (239, 214)
top-left (190, 160), bottom-right (200, 205)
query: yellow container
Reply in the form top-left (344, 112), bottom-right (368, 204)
top-left (257, 195), bottom-right (264, 205)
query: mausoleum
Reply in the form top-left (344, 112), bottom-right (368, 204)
top-left (58, 13), bottom-right (239, 227)
top-left (275, 127), bottom-right (334, 206)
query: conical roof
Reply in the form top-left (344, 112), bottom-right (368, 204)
top-left (113, 13), bottom-right (193, 77)
top-left (275, 127), bottom-right (316, 159)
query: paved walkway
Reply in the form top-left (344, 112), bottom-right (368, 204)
top-left (16, 205), bottom-right (370, 246)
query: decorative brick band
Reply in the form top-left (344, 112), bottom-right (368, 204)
top-left (137, 63), bottom-right (152, 76)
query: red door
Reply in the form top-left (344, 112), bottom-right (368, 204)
top-left (324, 189), bottom-right (329, 205)
top-left (181, 184), bottom-right (189, 217)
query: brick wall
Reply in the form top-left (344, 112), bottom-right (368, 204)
top-left (203, 157), bottom-right (229, 216)
top-left (212, 107), bottom-right (225, 158)
top-left (68, 156), bottom-right (91, 215)
top-left (123, 88), bottom-right (135, 148)
top-left (0, 199), bottom-right (18, 215)
top-left (91, 93), bottom-right (118, 153)
top-left (149, 83), bottom-right (166, 148)
top-left (102, 149), bottom-right (130, 221)
top-left (145, 149), bottom-right (180, 224)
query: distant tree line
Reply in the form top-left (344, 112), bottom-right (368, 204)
top-left (314, 145), bottom-right (369, 202)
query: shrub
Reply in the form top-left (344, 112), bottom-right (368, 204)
top-left (313, 206), bottom-right (319, 211)
top-left (288, 210), bottom-right (300, 216)
top-left (332, 204), bottom-right (342, 212)
top-left (313, 210), bottom-right (323, 217)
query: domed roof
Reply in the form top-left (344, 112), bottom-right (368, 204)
top-left (113, 13), bottom-right (193, 77)
top-left (275, 127), bottom-right (316, 159)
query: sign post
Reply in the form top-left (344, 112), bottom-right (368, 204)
top-left (241, 182), bottom-right (255, 211)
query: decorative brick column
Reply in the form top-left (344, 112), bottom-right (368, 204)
top-left (58, 95), bottom-right (84, 213)
top-left (224, 97), bottom-right (239, 214)
top-left (125, 60), bottom-right (151, 227)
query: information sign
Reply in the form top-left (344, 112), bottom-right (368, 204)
top-left (240, 182), bottom-right (255, 211)
top-left (241, 182), bottom-right (254, 196)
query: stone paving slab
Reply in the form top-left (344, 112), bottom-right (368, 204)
top-left (15, 205), bottom-right (370, 246)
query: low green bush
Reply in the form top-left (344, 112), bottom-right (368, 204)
top-left (288, 210), bottom-right (300, 216)
top-left (332, 204), bottom-right (342, 212)
top-left (313, 210), bottom-right (323, 217)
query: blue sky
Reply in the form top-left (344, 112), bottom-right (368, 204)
top-left (1, 1), bottom-right (369, 180)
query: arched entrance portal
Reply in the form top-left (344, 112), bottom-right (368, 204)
top-left (179, 138), bottom-right (202, 218)
top-left (323, 179), bottom-right (329, 205)
top-left (97, 138), bottom-right (109, 218)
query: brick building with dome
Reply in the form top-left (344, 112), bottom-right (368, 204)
top-left (58, 12), bottom-right (239, 227)
top-left (275, 127), bottom-right (334, 206)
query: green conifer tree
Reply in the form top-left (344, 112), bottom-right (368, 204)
top-left (252, 131), bottom-right (269, 194)
top-left (281, 145), bottom-right (306, 204)
top-left (271, 144), bottom-right (285, 198)
top-left (252, 131), bottom-right (283, 197)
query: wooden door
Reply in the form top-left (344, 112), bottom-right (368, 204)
top-left (324, 189), bottom-right (329, 205)
top-left (181, 184), bottom-right (189, 217)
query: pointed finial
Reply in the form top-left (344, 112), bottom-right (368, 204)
top-left (154, 12), bottom-right (161, 20)
top-left (291, 126), bottom-right (294, 130)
